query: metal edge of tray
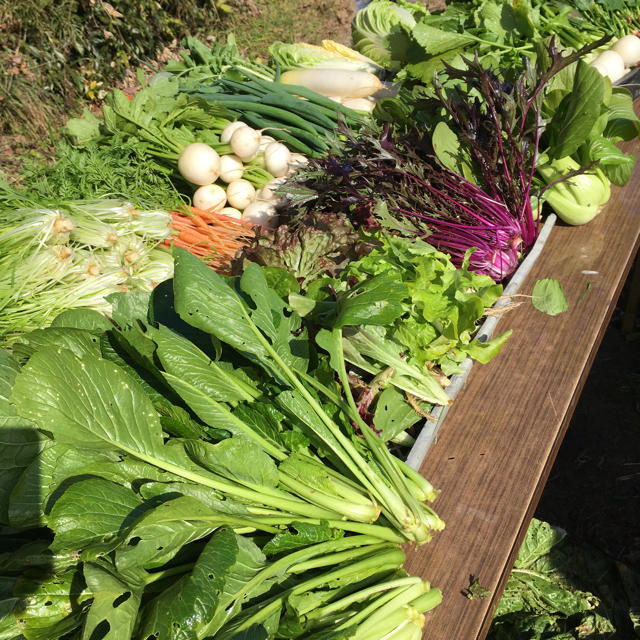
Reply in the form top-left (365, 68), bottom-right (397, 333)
top-left (405, 214), bottom-right (558, 470)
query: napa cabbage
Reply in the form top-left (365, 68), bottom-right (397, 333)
top-left (351, 0), bottom-right (426, 71)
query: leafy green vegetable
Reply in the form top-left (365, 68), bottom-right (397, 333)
top-left (531, 279), bottom-right (569, 316)
top-left (489, 518), bottom-right (622, 639)
top-left (237, 212), bottom-right (366, 286)
top-left (351, 0), bottom-right (423, 70)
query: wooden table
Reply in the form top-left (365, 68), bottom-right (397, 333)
top-left (406, 137), bottom-right (640, 639)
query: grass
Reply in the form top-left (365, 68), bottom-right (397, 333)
top-left (0, 0), bottom-right (354, 180)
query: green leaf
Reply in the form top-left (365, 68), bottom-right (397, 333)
top-left (11, 348), bottom-right (165, 458)
top-left (239, 262), bottom-right (309, 374)
top-left (139, 527), bottom-right (238, 640)
top-left (340, 327), bottom-right (451, 405)
top-left (184, 438), bottom-right (279, 489)
top-left (8, 444), bottom-right (121, 529)
top-left (82, 561), bottom-right (143, 640)
top-left (334, 273), bottom-right (407, 328)
top-left (263, 521), bottom-right (343, 556)
top-left (50, 309), bottom-right (113, 332)
top-left (604, 88), bottom-right (640, 141)
top-left (586, 138), bottom-right (636, 187)
top-left (115, 495), bottom-right (229, 571)
top-left (151, 324), bottom-right (259, 404)
top-left (465, 330), bottom-right (513, 364)
top-left (13, 570), bottom-right (90, 640)
top-left (63, 108), bottom-right (102, 145)
top-left (172, 248), bottom-right (272, 368)
top-left (373, 387), bottom-right (421, 442)
top-left (531, 279), bottom-right (568, 316)
top-left (515, 518), bottom-right (566, 569)
top-left (48, 478), bottom-right (142, 555)
top-left (411, 23), bottom-right (475, 56)
top-left (11, 327), bottom-right (102, 361)
top-left (432, 121), bottom-right (475, 181)
top-left (547, 61), bottom-right (605, 159)
top-left (106, 291), bottom-right (151, 328)
top-left (196, 534), bottom-right (271, 638)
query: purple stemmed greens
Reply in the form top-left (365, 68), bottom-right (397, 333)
top-left (286, 37), bottom-right (608, 282)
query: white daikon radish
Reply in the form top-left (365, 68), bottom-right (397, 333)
top-left (226, 179), bottom-right (256, 210)
top-left (341, 97), bottom-right (376, 112)
top-left (219, 154), bottom-right (245, 183)
top-left (193, 184), bottom-right (226, 212)
top-left (263, 142), bottom-right (291, 178)
top-left (280, 68), bottom-right (385, 98)
top-left (591, 50), bottom-right (626, 82)
top-left (178, 143), bottom-right (221, 185)
top-left (220, 121), bottom-right (248, 143)
top-left (219, 207), bottom-right (242, 219)
top-left (612, 35), bottom-right (640, 67)
top-left (230, 126), bottom-right (261, 161)
top-left (242, 201), bottom-right (277, 226)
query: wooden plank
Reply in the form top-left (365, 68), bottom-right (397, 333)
top-left (406, 138), bottom-right (640, 639)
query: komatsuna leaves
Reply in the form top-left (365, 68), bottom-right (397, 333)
top-left (11, 347), bottom-right (165, 458)
top-left (334, 273), bottom-right (407, 328)
top-left (115, 495), bottom-right (232, 572)
top-left (263, 521), bottom-right (343, 556)
top-left (197, 535), bottom-right (272, 638)
top-left (184, 438), bottom-right (279, 489)
top-left (547, 60), bottom-right (605, 159)
top-left (151, 324), bottom-right (259, 404)
top-left (50, 308), bottom-right (113, 332)
top-left (173, 248), bottom-right (305, 383)
top-left (82, 561), bottom-right (144, 640)
top-left (8, 444), bottom-right (122, 529)
top-left (531, 279), bottom-right (568, 316)
top-left (48, 477), bottom-right (142, 556)
top-left (138, 527), bottom-right (238, 640)
top-left (10, 327), bottom-right (102, 362)
top-left (13, 570), bottom-right (91, 640)
top-left (0, 350), bottom-right (45, 525)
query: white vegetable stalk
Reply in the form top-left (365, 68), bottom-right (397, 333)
top-left (280, 68), bottom-right (385, 98)
top-left (0, 198), bottom-right (178, 346)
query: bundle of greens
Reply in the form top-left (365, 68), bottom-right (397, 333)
top-left (237, 217), bottom-right (511, 446)
top-left (351, 0), bottom-right (606, 84)
top-left (565, 0), bottom-right (640, 39)
top-left (0, 198), bottom-right (173, 346)
top-left (0, 246), bottom-right (447, 638)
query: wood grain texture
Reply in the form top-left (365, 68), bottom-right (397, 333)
top-left (407, 137), bottom-right (640, 640)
